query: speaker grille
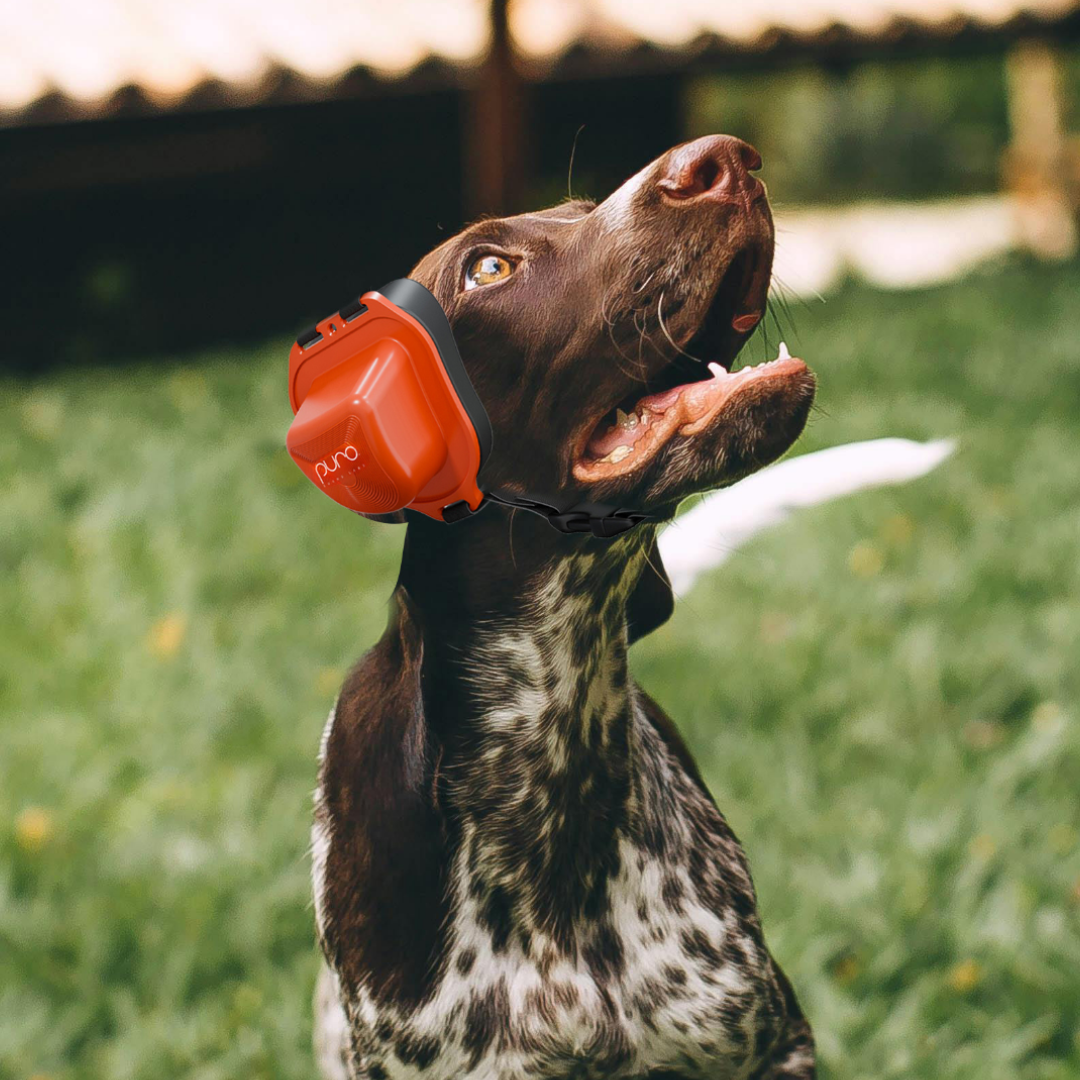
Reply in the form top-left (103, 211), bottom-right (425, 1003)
top-left (344, 475), bottom-right (400, 512)
top-left (291, 413), bottom-right (400, 511)
top-left (290, 416), bottom-right (361, 464)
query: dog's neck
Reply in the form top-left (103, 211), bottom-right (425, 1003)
top-left (395, 510), bottom-right (653, 946)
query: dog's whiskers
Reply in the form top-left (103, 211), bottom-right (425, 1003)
top-left (601, 284), bottom-right (652, 383)
top-left (768, 282), bottom-right (802, 332)
top-left (657, 291), bottom-right (708, 366)
top-left (567, 123), bottom-right (586, 201)
top-left (632, 309), bottom-right (651, 383)
top-left (770, 253), bottom-right (827, 310)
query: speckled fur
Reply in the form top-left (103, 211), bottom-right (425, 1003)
top-left (312, 533), bottom-right (813, 1079)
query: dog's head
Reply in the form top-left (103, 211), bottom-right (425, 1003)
top-left (411, 134), bottom-right (815, 519)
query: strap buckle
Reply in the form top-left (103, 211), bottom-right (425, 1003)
top-left (485, 492), bottom-right (647, 539)
top-left (548, 506), bottom-right (645, 538)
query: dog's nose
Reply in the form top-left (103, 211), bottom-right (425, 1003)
top-left (658, 135), bottom-right (765, 206)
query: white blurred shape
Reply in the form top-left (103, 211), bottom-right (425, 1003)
top-left (842, 199), bottom-right (1020, 288)
top-left (6, 0), bottom-right (1077, 116)
top-left (658, 438), bottom-right (956, 594)
top-left (772, 196), bottom-right (1028, 297)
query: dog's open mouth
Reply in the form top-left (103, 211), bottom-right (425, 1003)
top-left (573, 246), bottom-right (809, 484)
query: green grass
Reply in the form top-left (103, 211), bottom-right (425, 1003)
top-left (2, 256), bottom-right (1079, 1080)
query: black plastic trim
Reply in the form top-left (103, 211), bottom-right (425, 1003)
top-left (297, 324), bottom-right (323, 349)
top-left (442, 499), bottom-right (485, 524)
top-left (339, 299), bottom-right (368, 323)
top-left (378, 278), bottom-right (493, 467)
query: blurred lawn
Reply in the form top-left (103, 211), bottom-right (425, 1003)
top-left (2, 256), bottom-right (1079, 1080)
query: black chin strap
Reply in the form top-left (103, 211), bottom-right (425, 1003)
top-left (487, 491), bottom-right (648, 538)
top-left (443, 490), bottom-right (647, 539)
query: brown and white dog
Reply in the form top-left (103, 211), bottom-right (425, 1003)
top-left (311, 135), bottom-right (817, 1080)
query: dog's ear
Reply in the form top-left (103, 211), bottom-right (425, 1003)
top-left (627, 535), bottom-right (675, 645)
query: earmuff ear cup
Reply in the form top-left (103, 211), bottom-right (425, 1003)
top-left (287, 338), bottom-right (447, 513)
top-left (286, 283), bottom-right (486, 522)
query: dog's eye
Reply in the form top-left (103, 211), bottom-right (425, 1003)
top-left (464, 254), bottom-right (514, 290)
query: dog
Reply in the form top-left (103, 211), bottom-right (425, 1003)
top-left (311, 134), bottom-right (817, 1080)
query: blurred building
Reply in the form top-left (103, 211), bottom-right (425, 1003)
top-left (3, 0), bottom-right (1078, 367)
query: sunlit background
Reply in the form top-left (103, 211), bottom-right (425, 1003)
top-left (2, 2), bottom-right (1079, 1077)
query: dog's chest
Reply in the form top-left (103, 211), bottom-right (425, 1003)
top-left (409, 843), bottom-right (766, 1079)
top-left (344, 728), bottom-right (779, 1080)
top-left (319, 555), bottom-right (785, 1078)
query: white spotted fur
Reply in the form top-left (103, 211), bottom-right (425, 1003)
top-left (313, 546), bottom-right (790, 1079)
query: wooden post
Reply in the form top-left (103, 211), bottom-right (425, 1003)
top-left (1003, 38), bottom-right (1078, 259)
top-left (463, 0), bottom-right (526, 219)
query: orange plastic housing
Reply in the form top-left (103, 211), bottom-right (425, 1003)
top-left (286, 291), bottom-right (484, 521)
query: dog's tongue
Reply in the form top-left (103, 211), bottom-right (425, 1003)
top-left (586, 343), bottom-right (800, 460)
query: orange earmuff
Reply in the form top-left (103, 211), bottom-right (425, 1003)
top-left (287, 280), bottom-right (491, 523)
top-left (287, 279), bottom-right (647, 538)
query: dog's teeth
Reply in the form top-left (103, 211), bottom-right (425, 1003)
top-left (616, 408), bottom-right (638, 430)
top-left (608, 445), bottom-right (632, 463)
top-left (707, 362), bottom-right (726, 378)
top-left (777, 341), bottom-right (791, 360)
